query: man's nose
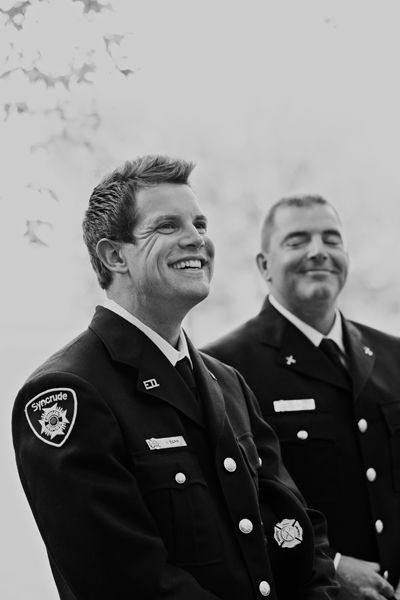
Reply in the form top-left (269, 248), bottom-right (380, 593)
top-left (179, 224), bottom-right (205, 248)
top-left (307, 236), bottom-right (328, 260)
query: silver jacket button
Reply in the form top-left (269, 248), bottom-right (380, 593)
top-left (366, 468), bottom-right (377, 482)
top-left (375, 520), bottom-right (384, 533)
top-left (175, 472), bottom-right (186, 484)
top-left (259, 581), bottom-right (271, 596)
top-left (239, 518), bottom-right (253, 534)
top-left (358, 418), bottom-right (368, 432)
top-left (297, 430), bottom-right (308, 440)
top-left (223, 457), bottom-right (237, 472)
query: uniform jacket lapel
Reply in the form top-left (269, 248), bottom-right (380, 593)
top-left (343, 318), bottom-right (375, 399)
top-left (89, 307), bottom-right (205, 427)
top-left (187, 338), bottom-right (227, 445)
top-left (258, 299), bottom-right (352, 391)
top-left (137, 336), bottom-right (205, 426)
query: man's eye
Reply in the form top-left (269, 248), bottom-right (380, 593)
top-left (286, 237), bottom-right (306, 247)
top-left (157, 223), bottom-right (176, 233)
top-left (195, 222), bottom-right (207, 233)
top-left (324, 235), bottom-right (342, 246)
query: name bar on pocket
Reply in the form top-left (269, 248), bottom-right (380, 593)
top-left (273, 399), bottom-right (316, 412)
top-left (146, 436), bottom-right (187, 450)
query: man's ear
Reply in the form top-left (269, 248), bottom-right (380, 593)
top-left (96, 239), bottom-right (129, 276)
top-left (256, 251), bottom-right (271, 281)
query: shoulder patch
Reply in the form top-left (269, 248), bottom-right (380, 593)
top-left (25, 388), bottom-right (77, 447)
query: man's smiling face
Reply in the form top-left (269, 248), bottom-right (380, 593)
top-left (259, 203), bottom-right (349, 316)
top-left (121, 182), bottom-right (214, 318)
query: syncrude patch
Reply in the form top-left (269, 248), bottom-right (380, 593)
top-left (25, 388), bottom-right (77, 447)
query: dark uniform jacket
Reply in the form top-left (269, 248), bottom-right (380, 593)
top-left (12, 306), bottom-right (338, 600)
top-left (202, 297), bottom-right (400, 587)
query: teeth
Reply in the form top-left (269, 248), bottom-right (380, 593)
top-left (171, 260), bottom-right (202, 269)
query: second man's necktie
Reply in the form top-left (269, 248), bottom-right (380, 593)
top-left (319, 338), bottom-right (351, 384)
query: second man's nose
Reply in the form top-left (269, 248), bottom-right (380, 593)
top-left (307, 237), bottom-right (328, 260)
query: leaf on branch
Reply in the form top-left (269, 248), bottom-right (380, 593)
top-left (27, 183), bottom-right (59, 202)
top-left (0, 0), bottom-right (31, 21)
top-left (118, 68), bottom-right (135, 77)
top-left (104, 34), bottom-right (125, 47)
top-left (77, 0), bottom-right (113, 14)
top-left (21, 63), bottom-right (95, 88)
top-left (24, 219), bottom-right (53, 248)
top-left (75, 62), bottom-right (96, 83)
top-left (47, 188), bottom-right (59, 202)
top-left (25, 66), bottom-right (70, 88)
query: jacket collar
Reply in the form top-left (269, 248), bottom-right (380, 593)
top-left (257, 298), bottom-right (357, 392)
top-left (342, 319), bottom-right (375, 398)
top-left (89, 306), bottom-right (227, 430)
top-left (258, 296), bottom-right (287, 349)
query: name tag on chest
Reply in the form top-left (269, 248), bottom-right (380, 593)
top-left (273, 399), bottom-right (316, 412)
top-left (146, 436), bottom-right (187, 450)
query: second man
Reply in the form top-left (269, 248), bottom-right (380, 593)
top-left (202, 194), bottom-right (400, 599)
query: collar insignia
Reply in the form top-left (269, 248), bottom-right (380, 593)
top-left (285, 355), bottom-right (296, 365)
top-left (25, 388), bottom-right (77, 447)
top-left (274, 518), bottom-right (303, 548)
top-left (143, 378), bottom-right (160, 390)
top-left (363, 346), bottom-right (373, 356)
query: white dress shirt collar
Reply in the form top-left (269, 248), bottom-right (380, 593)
top-left (268, 295), bottom-right (345, 353)
top-left (103, 298), bottom-right (191, 366)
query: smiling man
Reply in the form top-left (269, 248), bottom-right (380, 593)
top-left (12, 161), bottom-right (338, 600)
top-left (202, 194), bottom-right (400, 599)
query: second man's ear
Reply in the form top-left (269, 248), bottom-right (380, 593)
top-left (96, 239), bottom-right (129, 276)
top-left (256, 252), bottom-right (271, 281)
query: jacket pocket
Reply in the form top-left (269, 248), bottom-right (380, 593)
top-left (266, 411), bottom-right (338, 503)
top-left (131, 447), bottom-right (224, 566)
top-left (380, 401), bottom-right (400, 491)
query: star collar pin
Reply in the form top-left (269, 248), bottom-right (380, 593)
top-left (363, 346), bottom-right (373, 357)
top-left (285, 355), bottom-right (296, 365)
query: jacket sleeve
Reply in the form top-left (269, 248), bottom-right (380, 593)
top-left (12, 371), bottom-right (220, 600)
top-left (234, 370), bottom-right (340, 600)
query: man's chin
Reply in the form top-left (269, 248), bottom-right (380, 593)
top-left (188, 286), bottom-right (210, 305)
top-left (303, 284), bottom-right (337, 303)
top-left (169, 282), bottom-right (210, 309)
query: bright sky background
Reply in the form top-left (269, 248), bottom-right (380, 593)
top-left (2, 1), bottom-right (400, 597)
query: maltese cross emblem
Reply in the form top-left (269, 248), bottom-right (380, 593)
top-left (274, 518), bottom-right (303, 548)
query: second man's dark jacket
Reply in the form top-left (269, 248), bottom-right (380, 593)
top-left (202, 297), bottom-right (400, 586)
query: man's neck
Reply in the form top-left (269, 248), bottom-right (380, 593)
top-left (295, 309), bottom-right (336, 336)
top-left (107, 291), bottom-right (184, 347)
top-left (141, 317), bottom-right (181, 348)
top-left (273, 296), bottom-right (336, 336)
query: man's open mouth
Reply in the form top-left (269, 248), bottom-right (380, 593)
top-left (170, 260), bottom-right (203, 270)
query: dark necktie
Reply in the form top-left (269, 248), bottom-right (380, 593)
top-left (175, 357), bottom-right (199, 401)
top-left (319, 338), bottom-right (351, 383)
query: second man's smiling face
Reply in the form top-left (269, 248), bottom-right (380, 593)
top-left (258, 203), bottom-right (349, 317)
top-left (121, 182), bottom-right (215, 319)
